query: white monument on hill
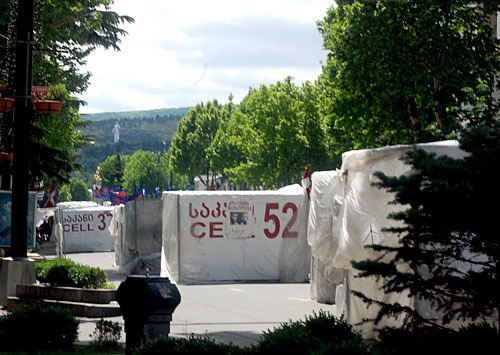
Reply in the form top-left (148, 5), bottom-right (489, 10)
top-left (112, 121), bottom-right (120, 143)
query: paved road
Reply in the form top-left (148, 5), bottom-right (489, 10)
top-left (3, 250), bottom-right (335, 348)
top-left (67, 252), bottom-right (336, 347)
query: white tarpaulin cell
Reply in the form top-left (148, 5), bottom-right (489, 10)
top-left (56, 205), bottom-right (114, 253)
top-left (161, 184), bottom-right (311, 284)
top-left (110, 199), bottom-right (163, 275)
top-left (307, 170), bottom-right (345, 304)
top-left (328, 140), bottom-right (468, 338)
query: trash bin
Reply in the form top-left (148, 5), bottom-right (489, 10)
top-left (116, 275), bottom-right (181, 353)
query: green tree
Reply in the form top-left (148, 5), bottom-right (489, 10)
top-left (0, 0), bottom-right (133, 187)
top-left (69, 178), bottom-right (91, 201)
top-left (123, 150), bottom-right (169, 197)
top-left (353, 121), bottom-right (500, 329)
top-left (169, 100), bottom-right (222, 188)
top-left (317, 0), bottom-right (500, 148)
top-left (58, 184), bottom-right (71, 202)
top-left (98, 153), bottom-right (128, 190)
top-left (212, 78), bottom-right (334, 188)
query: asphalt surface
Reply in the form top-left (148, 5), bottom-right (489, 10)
top-left (44, 250), bottom-right (335, 347)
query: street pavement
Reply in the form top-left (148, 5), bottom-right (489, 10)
top-left (3, 249), bottom-right (336, 348)
top-left (67, 251), bottom-right (335, 347)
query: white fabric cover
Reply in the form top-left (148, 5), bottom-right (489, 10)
top-left (307, 170), bottom-right (345, 303)
top-left (109, 199), bottom-right (163, 274)
top-left (161, 185), bottom-right (311, 283)
top-left (57, 206), bottom-right (114, 253)
top-left (314, 140), bottom-right (467, 338)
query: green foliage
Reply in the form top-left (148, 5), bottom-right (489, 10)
top-left (0, 0), bottom-right (133, 187)
top-left (70, 178), bottom-right (91, 200)
top-left (99, 153), bottom-right (129, 190)
top-left (134, 335), bottom-right (245, 355)
top-left (353, 121), bottom-right (500, 328)
top-left (76, 114), bottom-right (183, 186)
top-left (0, 303), bottom-right (79, 352)
top-left (215, 78), bottom-right (335, 188)
top-left (58, 183), bottom-right (72, 202)
top-left (169, 100), bottom-right (223, 188)
top-left (135, 312), bottom-right (367, 354)
top-left (255, 310), bottom-right (367, 354)
top-left (35, 257), bottom-right (111, 289)
top-left (317, 0), bottom-right (500, 147)
top-left (90, 318), bottom-right (122, 350)
top-left (122, 150), bottom-right (169, 196)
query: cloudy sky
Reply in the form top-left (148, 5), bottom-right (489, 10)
top-left (79, 0), bottom-right (333, 114)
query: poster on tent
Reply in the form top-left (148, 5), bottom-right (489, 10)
top-left (0, 190), bottom-right (36, 248)
top-left (61, 207), bottom-right (114, 252)
top-left (175, 191), bottom-right (309, 282)
top-left (227, 200), bottom-right (253, 239)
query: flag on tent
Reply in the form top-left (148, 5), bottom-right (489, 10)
top-left (301, 162), bottom-right (311, 197)
top-left (44, 180), bottom-right (57, 207)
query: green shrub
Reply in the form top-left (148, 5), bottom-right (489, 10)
top-left (90, 318), bottom-right (122, 350)
top-left (254, 310), bottom-right (368, 354)
top-left (0, 303), bottom-right (79, 352)
top-left (134, 312), bottom-right (367, 354)
top-left (35, 257), bottom-right (111, 289)
top-left (133, 335), bottom-right (245, 354)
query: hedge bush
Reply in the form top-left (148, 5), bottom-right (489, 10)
top-left (253, 310), bottom-right (368, 354)
top-left (134, 335), bottom-right (246, 354)
top-left (0, 303), bottom-right (79, 352)
top-left (35, 257), bottom-right (111, 289)
top-left (133, 311), bottom-right (368, 354)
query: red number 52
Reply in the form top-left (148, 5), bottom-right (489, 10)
top-left (263, 202), bottom-right (298, 239)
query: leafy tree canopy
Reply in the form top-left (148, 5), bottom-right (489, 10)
top-left (123, 150), bottom-right (169, 196)
top-left (210, 78), bottom-right (335, 188)
top-left (318, 0), bottom-right (500, 147)
top-left (0, 0), bottom-right (133, 188)
top-left (169, 100), bottom-right (222, 187)
top-left (98, 153), bottom-right (128, 190)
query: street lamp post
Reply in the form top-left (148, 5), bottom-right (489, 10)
top-left (11, 0), bottom-right (35, 257)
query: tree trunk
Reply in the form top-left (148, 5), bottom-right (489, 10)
top-left (433, 77), bottom-right (447, 130)
top-left (406, 95), bottom-right (421, 142)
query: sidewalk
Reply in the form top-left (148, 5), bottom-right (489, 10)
top-left (3, 250), bottom-right (335, 348)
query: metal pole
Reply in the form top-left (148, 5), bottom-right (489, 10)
top-left (11, 0), bottom-right (35, 257)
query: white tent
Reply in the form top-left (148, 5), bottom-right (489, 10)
top-left (307, 140), bottom-right (468, 338)
top-left (54, 202), bottom-right (114, 254)
top-left (109, 199), bottom-right (163, 274)
top-left (160, 185), bottom-right (311, 283)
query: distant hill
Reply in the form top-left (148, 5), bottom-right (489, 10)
top-left (81, 107), bottom-right (191, 122)
top-left (75, 109), bottom-right (187, 185)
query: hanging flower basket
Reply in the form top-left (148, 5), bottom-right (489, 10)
top-left (34, 99), bottom-right (63, 115)
top-left (0, 152), bottom-right (13, 161)
top-left (0, 98), bottom-right (15, 113)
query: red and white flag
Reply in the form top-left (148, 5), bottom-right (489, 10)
top-left (44, 180), bottom-right (57, 208)
top-left (301, 162), bottom-right (311, 197)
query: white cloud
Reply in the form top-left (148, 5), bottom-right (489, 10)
top-left (79, 0), bottom-right (332, 113)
